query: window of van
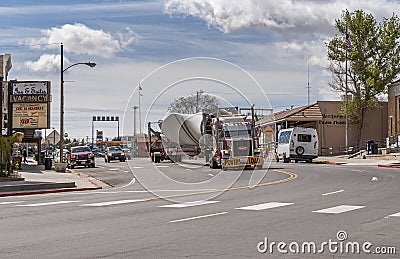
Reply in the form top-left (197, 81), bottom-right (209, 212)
top-left (297, 134), bottom-right (312, 142)
top-left (278, 131), bottom-right (292, 144)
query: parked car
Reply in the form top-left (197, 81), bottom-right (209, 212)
top-left (67, 146), bottom-right (95, 169)
top-left (105, 146), bottom-right (126, 163)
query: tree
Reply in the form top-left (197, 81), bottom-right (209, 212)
top-left (327, 10), bottom-right (400, 147)
top-left (168, 90), bottom-right (219, 114)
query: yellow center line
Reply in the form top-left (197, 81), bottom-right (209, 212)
top-left (140, 169), bottom-right (298, 202)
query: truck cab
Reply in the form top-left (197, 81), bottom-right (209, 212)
top-left (210, 115), bottom-right (263, 170)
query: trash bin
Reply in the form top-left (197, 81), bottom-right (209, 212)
top-left (44, 157), bottom-right (52, 170)
top-left (371, 143), bottom-right (379, 154)
top-left (13, 156), bottom-right (22, 169)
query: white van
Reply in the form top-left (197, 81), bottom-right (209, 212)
top-left (276, 127), bottom-right (318, 163)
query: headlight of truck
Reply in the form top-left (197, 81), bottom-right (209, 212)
top-left (121, 152), bottom-right (125, 156)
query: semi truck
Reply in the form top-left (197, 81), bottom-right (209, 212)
top-left (151, 106), bottom-right (263, 169)
top-left (207, 107), bottom-right (263, 170)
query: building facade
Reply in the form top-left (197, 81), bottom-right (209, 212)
top-left (388, 80), bottom-right (400, 137)
top-left (257, 101), bottom-right (388, 155)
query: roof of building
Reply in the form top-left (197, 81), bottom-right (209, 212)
top-left (257, 102), bottom-right (323, 125)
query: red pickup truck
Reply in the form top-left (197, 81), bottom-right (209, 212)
top-left (67, 146), bottom-right (95, 169)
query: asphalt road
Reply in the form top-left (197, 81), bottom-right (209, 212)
top-left (0, 158), bottom-right (398, 258)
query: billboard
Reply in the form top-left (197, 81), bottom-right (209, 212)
top-left (12, 103), bottom-right (48, 129)
top-left (8, 81), bottom-right (51, 130)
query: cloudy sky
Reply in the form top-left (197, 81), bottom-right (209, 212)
top-left (1, 0), bottom-right (399, 140)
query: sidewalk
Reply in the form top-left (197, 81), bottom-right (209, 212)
top-left (0, 159), bottom-right (109, 197)
top-left (315, 153), bottom-right (400, 168)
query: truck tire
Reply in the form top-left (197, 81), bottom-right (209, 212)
top-left (155, 156), bottom-right (161, 163)
top-left (283, 154), bottom-right (289, 163)
top-left (210, 158), bottom-right (218, 169)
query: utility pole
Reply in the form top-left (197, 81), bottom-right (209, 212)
top-left (132, 106), bottom-right (138, 136)
top-left (345, 28), bottom-right (349, 154)
top-left (138, 84), bottom-right (142, 136)
top-left (307, 62), bottom-right (310, 105)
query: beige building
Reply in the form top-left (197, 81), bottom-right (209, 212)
top-left (257, 101), bottom-right (388, 155)
top-left (388, 80), bottom-right (400, 137)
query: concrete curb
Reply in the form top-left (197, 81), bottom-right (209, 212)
top-left (0, 182), bottom-right (76, 192)
top-left (315, 160), bottom-right (347, 165)
top-left (0, 186), bottom-right (102, 197)
top-left (378, 164), bottom-right (400, 169)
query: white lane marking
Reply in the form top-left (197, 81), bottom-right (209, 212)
top-left (159, 200), bottom-right (219, 208)
top-left (123, 170), bottom-right (130, 173)
top-left (388, 212), bottom-right (400, 217)
top-left (208, 174), bottom-right (214, 177)
top-left (313, 205), bottom-right (365, 214)
top-left (236, 202), bottom-right (294, 211)
top-left (109, 168), bottom-right (120, 171)
top-left (322, 190), bottom-right (344, 196)
top-left (81, 199), bottom-right (142, 207)
top-left (0, 201), bottom-right (25, 205)
top-left (17, 201), bottom-right (80, 207)
top-left (351, 170), bottom-right (362, 172)
top-left (132, 167), bottom-right (144, 169)
top-left (156, 165), bottom-right (169, 168)
top-left (170, 212), bottom-right (228, 223)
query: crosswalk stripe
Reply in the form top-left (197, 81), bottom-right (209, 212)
top-left (159, 200), bottom-right (219, 208)
top-left (235, 202), bottom-right (294, 211)
top-left (313, 205), bottom-right (365, 214)
top-left (0, 201), bottom-right (25, 205)
top-left (388, 212), bottom-right (400, 217)
top-left (170, 212), bottom-right (228, 223)
top-left (81, 199), bottom-right (142, 207)
top-left (16, 201), bottom-right (80, 207)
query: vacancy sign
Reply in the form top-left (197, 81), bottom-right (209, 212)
top-left (9, 81), bottom-right (51, 129)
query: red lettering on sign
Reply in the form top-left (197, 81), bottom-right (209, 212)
top-left (20, 118), bottom-right (30, 124)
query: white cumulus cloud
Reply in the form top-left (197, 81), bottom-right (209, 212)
top-left (23, 23), bottom-right (139, 72)
top-left (24, 54), bottom-right (66, 72)
top-left (164, 0), bottom-right (400, 33)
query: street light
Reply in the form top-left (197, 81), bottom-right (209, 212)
top-left (60, 43), bottom-right (96, 163)
top-left (132, 106), bottom-right (138, 137)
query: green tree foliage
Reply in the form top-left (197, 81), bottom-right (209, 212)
top-left (168, 90), bottom-right (219, 114)
top-left (327, 10), bottom-right (400, 146)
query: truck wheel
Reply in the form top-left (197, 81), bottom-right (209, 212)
top-left (70, 165), bottom-right (75, 169)
top-left (91, 163), bottom-right (95, 168)
top-left (210, 159), bottom-right (217, 169)
top-left (283, 155), bottom-right (289, 163)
